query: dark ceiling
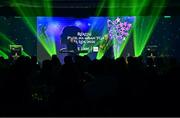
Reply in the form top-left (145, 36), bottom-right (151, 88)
top-left (0, 0), bottom-right (180, 16)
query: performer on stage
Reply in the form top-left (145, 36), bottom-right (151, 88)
top-left (99, 34), bottom-right (113, 59)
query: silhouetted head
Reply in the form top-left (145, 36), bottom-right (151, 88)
top-left (64, 56), bottom-right (73, 64)
top-left (51, 54), bottom-right (61, 66)
top-left (83, 55), bottom-right (91, 62)
top-left (52, 55), bottom-right (58, 60)
top-left (0, 56), bottom-right (4, 61)
top-left (169, 57), bottom-right (177, 66)
top-left (0, 56), bottom-right (4, 67)
top-left (31, 56), bottom-right (37, 65)
top-left (116, 57), bottom-right (126, 63)
top-left (42, 60), bottom-right (52, 71)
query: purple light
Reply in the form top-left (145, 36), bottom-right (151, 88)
top-left (119, 23), bottom-right (123, 27)
top-left (75, 21), bottom-right (82, 27)
top-left (47, 23), bottom-right (61, 35)
top-left (124, 22), bottom-right (127, 26)
top-left (107, 17), bottom-right (132, 44)
top-left (88, 23), bottom-right (91, 26)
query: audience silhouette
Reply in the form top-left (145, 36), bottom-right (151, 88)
top-left (0, 54), bottom-right (180, 116)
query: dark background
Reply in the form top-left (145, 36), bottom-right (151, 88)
top-left (0, 0), bottom-right (180, 16)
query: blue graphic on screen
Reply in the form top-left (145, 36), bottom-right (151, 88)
top-left (37, 17), bottom-right (108, 55)
top-left (37, 17), bottom-right (135, 62)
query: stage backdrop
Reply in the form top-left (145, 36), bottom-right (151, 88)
top-left (37, 17), bottom-right (135, 63)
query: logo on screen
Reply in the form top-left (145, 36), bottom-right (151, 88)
top-left (93, 47), bottom-right (99, 52)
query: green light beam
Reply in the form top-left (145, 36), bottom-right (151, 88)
top-left (0, 32), bottom-right (15, 44)
top-left (96, 34), bottom-right (113, 60)
top-left (0, 32), bottom-right (30, 57)
top-left (0, 50), bottom-right (8, 59)
top-left (132, 0), bottom-right (150, 16)
top-left (88, 0), bottom-right (106, 33)
top-left (114, 29), bottom-right (133, 60)
top-left (43, 0), bottom-right (53, 16)
top-left (82, 0), bottom-right (106, 57)
top-left (11, 0), bottom-right (56, 56)
top-left (133, 0), bottom-right (166, 56)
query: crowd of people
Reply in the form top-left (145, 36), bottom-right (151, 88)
top-left (0, 54), bottom-right (180, 116)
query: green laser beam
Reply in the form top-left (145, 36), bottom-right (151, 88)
top-left (43, 0), bottom-right (53, 16)
top-left (0, 32), bottom-right (30, 57)
top-left (0, 50), bottom-right (8, 59)
top-left (107, 0), bottom-right (134, 59)
top-left (96, 34), bottom-right (113, 60)
top-left (0, 32), bottom-right (15, 44)
top-left (133, 0), bottom-right (166, 56)
top-left (11, 0), bottom-right (56, 56)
